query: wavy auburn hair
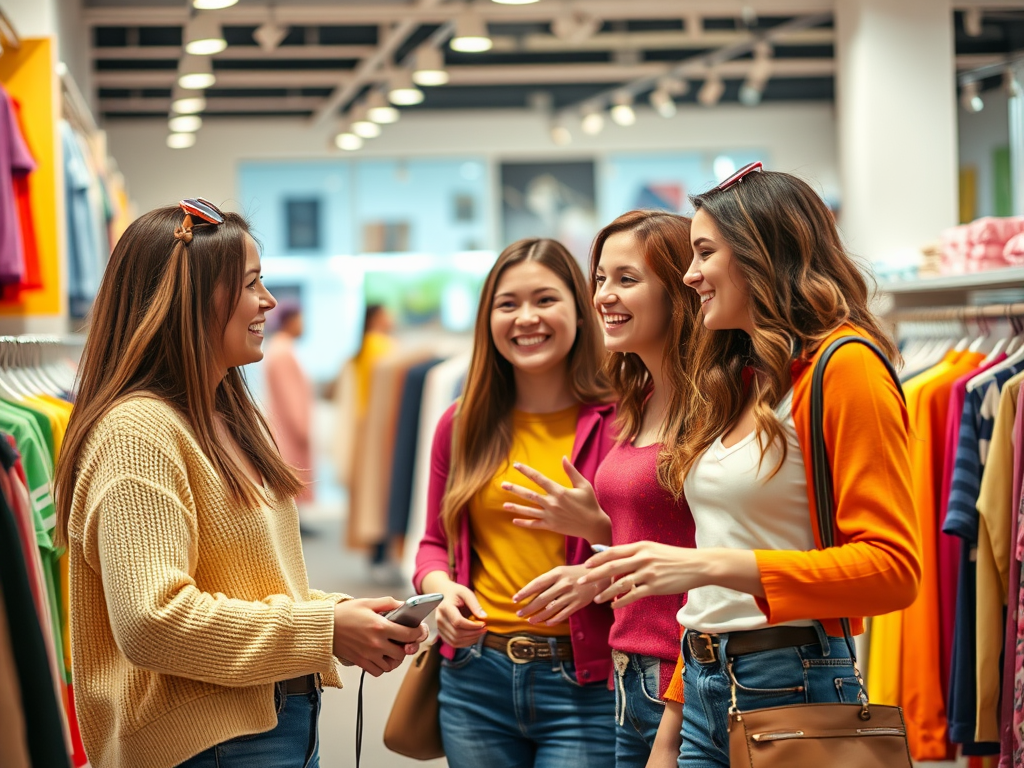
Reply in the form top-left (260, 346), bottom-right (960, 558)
top-left (590, 210), bottom-right (700, 498)
top-left (440, 238), bottom-right (611, 543)
top-left (675, 171), bottom-right (899, 481)
top-left (54, 205), bottom-right (303, 548)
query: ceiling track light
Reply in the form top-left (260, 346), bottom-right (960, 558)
top-left (254, 7), bottom-right (288, 53)
top-left (657, 76), bottom-right (689, 97)
top-left (963, 8), bottom-right (983, 38)
top-left (551, 9), bottom-right (602, 43)
top-left (335, 128), bottom-right (363, 151)
top-left (168, 114), bottom-right (203, 132)
top-left (193, 0), bottom-right (237, 8)
top-left (649, 88), bottom-right (677, 118)
top-left (412, 46), bottom-right (449, 87)
top-left (960, 80), bottom-right (984, 113)
top-left (550, 120), bottom-right (572, 146)
top-left (178, 54), bottom-right (216, 89)
top-left (1004, 68), bottom-right (1022, 99)
top-left (185, 14), bottom-right (227, 56)
top-left (349, 105), bottom-right (382, 138)
top-left (171, 87), bottom-right (207, 114)
top-left (167, 133), bottom-right (197, 149)
top-left (697, 71), bottom-right (725, 107)
top-left (581, 108), bottom-right (605, 135)
top-left (366, 90), bottom-right (400, 124)
top-left (451, 9), bottom-right (492, 53)
top-left (388, 69), bottom-right (425, 106)
top-left (610, 92), bottom-right (636, 126)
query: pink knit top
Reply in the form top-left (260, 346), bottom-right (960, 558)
top-left (594, 440), bottom-right (695, 697)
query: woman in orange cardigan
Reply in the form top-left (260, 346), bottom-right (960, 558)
top-left (580, 165), bottom-right (922, 767)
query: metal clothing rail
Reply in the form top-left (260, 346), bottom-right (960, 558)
top-left (889, 302), bottom-right (1024, 323)
top-left (56, 62), bottom-right (99, 135)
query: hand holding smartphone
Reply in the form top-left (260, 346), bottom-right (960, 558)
top-left (591, 543), bottom-right (609, 553)
top-left (385, 593), bottom-right (443, 627)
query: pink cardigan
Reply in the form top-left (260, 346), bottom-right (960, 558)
top-left (414, 400), bottom-right (617, 685)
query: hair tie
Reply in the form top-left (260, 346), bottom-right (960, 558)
top-left (174, 213), bottom-right (194, 244)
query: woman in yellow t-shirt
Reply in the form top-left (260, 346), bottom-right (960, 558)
top-left (415, 238), bottom-right (617, 768)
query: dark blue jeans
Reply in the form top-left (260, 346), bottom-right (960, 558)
top-left (612, 651), bottom-right (665, 768)
top-left (438, 638), bottom-right (616, 768)
top-left (679, 624), bottom-right (862, 768)
top-left (177, 686), bottom-right (321, 768)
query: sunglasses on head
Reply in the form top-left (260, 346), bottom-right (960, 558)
top-left (714, 161), bottom-right (763, 192)
top-left (178, 197), bottom-right (225, 225)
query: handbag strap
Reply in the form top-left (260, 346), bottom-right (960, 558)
top-left (808, 335), bottom-right (905, 674)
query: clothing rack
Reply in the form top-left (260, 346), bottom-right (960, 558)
top-left (56, 62), bottom-right (98, 135)
top-left (889, 302), bottom-right (1024, 323)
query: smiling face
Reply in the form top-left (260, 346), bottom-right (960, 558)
top-left (593, 230), bottom-right (672, 360)
top-left (685, 208), bottom-right (754, 334)
top-left (220, 234), bottom-right (277, 370)
top-left (489, 260), bottom-right (578, 377)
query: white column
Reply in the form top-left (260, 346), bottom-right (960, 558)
top-left (835, 0), bottom-right (958, 271)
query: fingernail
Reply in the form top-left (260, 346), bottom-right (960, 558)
top-left (513, 462), bottom-right (522, 469)
top-left (501, 483), bottom-right (510, 490)
top-left (516, 610), bottom-right (523, 616)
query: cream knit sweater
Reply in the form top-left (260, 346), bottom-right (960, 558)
top-left (67, 396), bottom-right (348, 768)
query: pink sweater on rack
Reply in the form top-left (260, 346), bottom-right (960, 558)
top-left (594, 441), bottom-right (695, 697)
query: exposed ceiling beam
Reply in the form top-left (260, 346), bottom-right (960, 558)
top-left (92, 45), bottom-right (378, 60)
top-left (100, 96), bottom-right (325, 114)
top-left (81, 0), bottom-right (835, 27)
top-left (94, 70), bottom-right (353, 88)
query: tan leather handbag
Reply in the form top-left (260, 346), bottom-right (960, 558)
top-left (727, 336), bottom-right (913, 768)
top-left (383, 639), bottom-right (445, 760)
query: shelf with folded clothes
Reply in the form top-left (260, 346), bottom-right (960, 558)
top-left (879, 266), bottom-right (1024, 295)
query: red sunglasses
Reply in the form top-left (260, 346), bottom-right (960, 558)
top-left (178, 197), bottom-right (224, 225)
top-left (715, 161), bottom-right (763, 192)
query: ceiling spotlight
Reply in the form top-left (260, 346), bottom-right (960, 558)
top-left (335, 131), bottom-right (363, 151)
top-left (649, 88), bottom-right (676, 118)
top-left (610, 93), bottom-right (636, 126)
top-left (551, 9), bottom-right (603, 43)
top-left (193, 0), bottom-right (237, 8)
top-left (366, 90), bottom-right (400, 123)
top-left (738, 80), bottom-right (764, 106)
top-left (178, 55), bottom-right (215, 89)
top-left (171, 88), bottom-right (206, 114)
top-left (350, 107), bottom-right (382, 138)
top-left (697, 71), bottom-right (725, 107)
top-left (960, 80), bottom-right (984, 113)
top-left (581, 109), bottom-right (604, 135)
top-left (451, 9), bottom-right (493, 53)
top-left (168, 114), bottom-right (202, 132)
top-left (388, 69), bottom-right (425, 106)
top-left (167, 133), bottom-right (197, 149)
top-left (185, 14), bottom-right (227, 56)
top-left (963, 8), bottom-right (983, 37)
top-left (550, 121), bottom-right (572, 146)
top-left (1004, 68), bottom-right (1021, 98)
top-left (413, 46), bottom-right (449, 86)
top-left (492, 0), bottom-right (539, 4)
top-left (657, 76), bottom-right (689, 97)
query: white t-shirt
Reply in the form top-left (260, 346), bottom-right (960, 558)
top-left (677, 391), bottom-right (815, 633)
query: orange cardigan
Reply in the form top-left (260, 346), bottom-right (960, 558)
top-left (664, 325), bottom-right (922, 702)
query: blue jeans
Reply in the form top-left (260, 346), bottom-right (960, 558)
top-left (612, 651), bottom-right (665, 768)
top-left (438, 638), bottom-right (616, 768)
top-left (679, 624), bottom-right (861, 768)
top-left (177, 686), bottom-right (321, 768)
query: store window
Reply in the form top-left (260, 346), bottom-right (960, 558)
top-left (285, 198), bottom-right (321, 251)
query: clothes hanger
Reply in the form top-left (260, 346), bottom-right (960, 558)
top-left (967, 311), bottom-right (1024, 392)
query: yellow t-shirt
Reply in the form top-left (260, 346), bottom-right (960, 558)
top-left (468, 405), bottom-right (578, 636)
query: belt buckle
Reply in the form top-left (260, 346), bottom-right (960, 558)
top-left (689, 633), bottom-right (718, 664)
top-left (507, 636), bottom-right (535, 664)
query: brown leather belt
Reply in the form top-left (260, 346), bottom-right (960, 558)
top-left (483, 633), bottom-right (574, 664)
top-left (687, 626), bottom-right (819, 665)
top-left (280, 674), bottom-right (318, 695)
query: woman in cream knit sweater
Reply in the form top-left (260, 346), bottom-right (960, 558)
top-left (53, 199), bottom-right (427, 768)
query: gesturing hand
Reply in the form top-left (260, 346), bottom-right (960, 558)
top-left (332, 597), bottom-right (429, 677)
top-left (512, 564), bottom-right (606, 626)
top-left (434, 582), bottom-right (489, 649)
top-left (578, 542), bottom-right (699, 609)
top-left (501, 458), bottom-right (612, 545)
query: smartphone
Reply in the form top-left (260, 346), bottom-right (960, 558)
top-left (385, 593), bottom-right (444, 627)
top-left (591, 543), bottom-right (610, 553)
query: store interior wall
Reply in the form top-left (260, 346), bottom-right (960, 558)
top-left (958, 91), bottom-right (1012, 221)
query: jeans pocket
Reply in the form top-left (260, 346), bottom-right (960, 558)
top-left (832, 676), bottom-right (866, 704)
top-left (558, 661), bottom-right (584, 687)
top-left (636, 656), bottom-right (664, 705)
top-left (728, 647), bottom-right (806, 702)
top-left (441, 646), bottom-right (477, 670)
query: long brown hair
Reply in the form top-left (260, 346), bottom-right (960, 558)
top-left (440, 238), bottom-right (611, 543)
top-left (54, 205), bottom-right (303, 548)
top-left (589, 210), bottom-right (700, 498)
top-left (676, 170), bottom-right (900, 480)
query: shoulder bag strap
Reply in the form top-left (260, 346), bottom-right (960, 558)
top-left (808, 335), bottom-right (905, 661)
